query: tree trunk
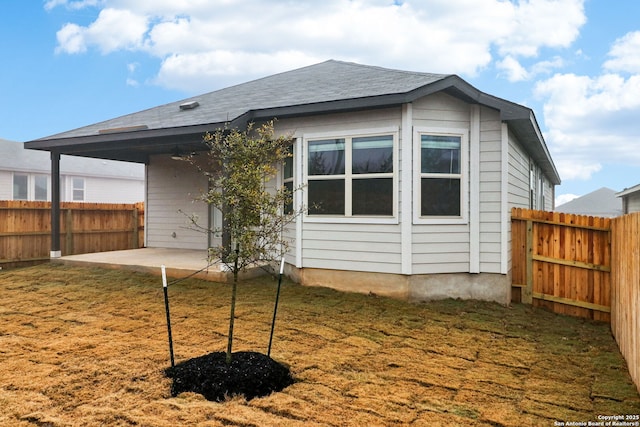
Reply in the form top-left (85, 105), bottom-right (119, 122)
top-left (226, 243), bottom-right (240, 364)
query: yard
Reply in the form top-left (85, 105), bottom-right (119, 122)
top-left (0, 264), bottom-right (638, 426)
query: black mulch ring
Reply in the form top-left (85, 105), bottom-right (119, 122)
top-left (165, 351), bottom-right (295, 402)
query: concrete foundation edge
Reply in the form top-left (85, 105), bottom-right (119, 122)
top-left (285, 265), bottom-right (511, 305)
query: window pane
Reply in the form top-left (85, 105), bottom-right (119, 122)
top-left (13, 174), bottom-right (28, 200)
top-left (35, 176), bottom-right (48, 201)
top-left (308, 179), bottom-right (345, 215)
top-left (72, 178), bottom-right (84, 201)
top-left (352, 178), bottom-right (393, 215)
top-left (283, 181), bottom-right (293, 215)
top-left (352, 135), bottom-right (393, 174)
top-left (421, 135), bottom-right (460, 174)
top-left (421, 178), bottom-right (461, 216)
top-left (308, 139), bottom-right (345, 175)
top-left (284, 146), bottom-right (293, 179)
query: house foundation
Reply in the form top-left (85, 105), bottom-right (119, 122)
top-left (286, 265), bottom-right (511, 305)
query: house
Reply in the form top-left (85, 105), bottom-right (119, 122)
top-left (617, 183), bottom-right (640, 214)
top-left (1, 138), bottom-right (144, 203)
top-left (25, 60), bottom-right (560, 304)
top-left (555, 187), bottom-right (622, 217)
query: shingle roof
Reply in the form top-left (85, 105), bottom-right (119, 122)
top-left (24, 59), bottom-right (559, 184)
top-left (39, 60), bottom-right (449, 140)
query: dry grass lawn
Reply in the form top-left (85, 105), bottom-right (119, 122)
top-left (0, 264), bottom-right (638, 426)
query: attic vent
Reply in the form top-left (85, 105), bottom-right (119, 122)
top-left (98, 125), bottom-right (148, 134)
top-left (179, 101), bottom-right (200, 110)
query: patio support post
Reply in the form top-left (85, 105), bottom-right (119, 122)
top-left (50, 151), bottom-right (62, 258)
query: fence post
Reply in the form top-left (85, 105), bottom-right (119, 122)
top-left (65, 209), bottom-right (74, 255)
top-left (523, 219), bottom-right (534, 304)
top-left (131, 207), bottom-right (139, 249)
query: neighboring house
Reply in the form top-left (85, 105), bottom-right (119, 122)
top-left (1, 138), bottom-right (144, 203)
top-left (555, 187), bottom-right (622, 217)
top-left (25, 60), bottom-right (560, 304)
top-left (617, 183), bottom-right (640, 214)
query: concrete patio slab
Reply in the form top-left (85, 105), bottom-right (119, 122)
top-left (52, 248), bottom-right (233, 282)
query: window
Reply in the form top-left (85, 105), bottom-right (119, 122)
top-left (306, 133), bottom-right (395, 217)
top-left (13, 174), bottom-right (28, 200)
top-left (72, 178), bottom-right (85, 201)
top-left (34, 175), bottom-right (48, 201)
top-left (415, 128), bottom-right (467, 221)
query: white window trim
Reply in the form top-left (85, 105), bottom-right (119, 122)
top-left (303, 126), bottom-right (399, 225)
top-left (413, 126), bottom-right (469, 225)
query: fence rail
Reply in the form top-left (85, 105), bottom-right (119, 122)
top-left (0, 200), bottom-right (144, 268)
top-left (511, 208), bottom-right (612, 322)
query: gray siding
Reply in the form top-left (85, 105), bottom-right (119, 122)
top-left (625, 193), bottom-right (640, 213)
top-left (65, 175), bottom-right (144, 203)
top-left (146, 155), bottom-right (209, 250)
top-left (412, 92), bottom-right (471, 274)
top-left (302, 223), bottom-right (402, 273)
top-left (412, 226), bottom-right (470, 274)
top-left (274, 108), bottom-right (404, 275)
top-left (478, 107), bottom-right (503, 273)
top-left (0, 171), bottom-right (10, 199)
top-left (0, 170), bottom-right (143, 203)
top-left (507, 131), bottom-right (531, 209)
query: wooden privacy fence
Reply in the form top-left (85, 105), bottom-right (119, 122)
top-left (511, 208), bottom-right (612, 322)
top-left (512, 208), bottom-right (640, 393)
top-left (611, 212), bottom-right (640, 394)
top-left (0, 200), bottom-right (144, 268)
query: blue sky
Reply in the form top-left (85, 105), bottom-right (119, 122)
top-left (1, 0), bottom-right (639, 205)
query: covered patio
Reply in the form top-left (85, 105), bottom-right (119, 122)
top-left (51, 248), bottom-right (265, 283)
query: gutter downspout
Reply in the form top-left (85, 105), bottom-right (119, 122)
top-left (51, 151), bottom-right (61, 258)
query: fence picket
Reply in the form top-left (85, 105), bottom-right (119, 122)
top-left (0, 200), bottom-right (144, 268)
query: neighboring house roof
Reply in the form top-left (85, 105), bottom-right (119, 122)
top-left (555, 187), bottom-right (622, 217)
top-left (0, 138), bottom-right (143, 179)
top-left (616, 183), bottom-right (640, 198)
top-left (24, 60), bottom-right (559, 184)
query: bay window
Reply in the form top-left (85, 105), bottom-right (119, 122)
top-left (306, 132), bottom-right (396, 217)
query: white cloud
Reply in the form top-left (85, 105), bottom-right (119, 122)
top-left (497, 55), bottom-right (565, 82)
top-left (49, 0), bottom-right (587, 92)
top-left (127, 62), bottom-right (139, 73)
top-left (497, 56), bottom-right (530, 82)
top-left (55, 23), bottom-right (87, 54)
top-left (604, 31), bottom-right (640, 74)
top-left (45, 0), bottom-right (103, 11)
top-left (535, 70), bottom-right (640, 180)
top-left (496, 0), bottom-right (586, 57)
top-left (55, 8), bottom-right (147, 54)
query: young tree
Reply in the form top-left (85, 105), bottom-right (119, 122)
top-left (186, 120), bottom-right (299, 364)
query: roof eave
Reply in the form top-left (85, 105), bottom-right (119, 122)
top-left (616, 183), bottom-right (640, 197)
